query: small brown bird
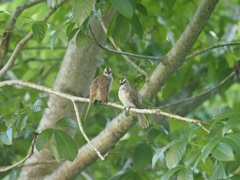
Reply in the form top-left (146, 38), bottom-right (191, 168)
top-left (118, 78), bottom-right (149, 128)
top-left (84, 67), bottom-right (113, 121)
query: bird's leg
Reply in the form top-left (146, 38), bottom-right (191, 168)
top-left (124, 106), bottom-right (132, 111)
top-left (93, 100), bottom-right (99, 106)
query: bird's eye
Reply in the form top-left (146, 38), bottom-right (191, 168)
top-left (105, 67), bottom-right (111, 74)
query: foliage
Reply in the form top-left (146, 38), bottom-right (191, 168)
top-left (0, 0), bottom-right (240, 179)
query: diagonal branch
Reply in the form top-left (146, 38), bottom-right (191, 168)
top-left (0, 0), bottom-right (68, 78)
top-left (98, 20), bottom-right (148, 77)
top-left (141, 0), bottom-right (219, 99)
top-left (0, 132), bottom-right (38, 172)
top-left (185, 42), bottom-right (240, 61)
top-left (160, 71), bottom-right (235, 109)
top-left (71, 100), bottom-right (105, 160)
top-left (0, 0), bottom-right (45, 60)
top-left (89, 25), bottom-right (161, 61)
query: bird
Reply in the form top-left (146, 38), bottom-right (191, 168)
top-left (84, 67), bottom-right (113, 121)
top-left (118, 78), bottom-right (149, 128)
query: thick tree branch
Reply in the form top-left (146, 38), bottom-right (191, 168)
top-left (141, 0), bottom-right (219, 99)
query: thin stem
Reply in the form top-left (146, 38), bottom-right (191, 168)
top-left (0, 132), bottom-right (38, 172)
top-left (185, 42), bottom-right (240, 61)
top-left (98, 20), bottom-right (148, 77)
top-left (160, 71), bottom-right (235, 109)
top-left (71, 100), bottom-right (105, 160)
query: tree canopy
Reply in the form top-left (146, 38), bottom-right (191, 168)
top-left (0, 0), bottom-right (240, 179)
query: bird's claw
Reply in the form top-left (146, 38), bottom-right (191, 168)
top-left (124, 106), bottom-right (131, 111)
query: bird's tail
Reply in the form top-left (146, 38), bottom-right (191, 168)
top-left (137, 114), bottom-right (149, 128)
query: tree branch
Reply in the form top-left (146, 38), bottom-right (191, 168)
top-left (0, 0), bottom-right (45, 60)
top-left (0, 132), bottom-right (38, 172)
top-left (98, 20), bottom-right (148, 77)
top-left (0, 80), bottom-right (207, 131)
top-left (160, 71), bottom-right (235, 109)
top-left (0, 0), bottom-right (68, 78)
top-left (141, 0), bottom-right (219, 100)
top-left (89, 25), bottom-right (161, 61)
top-left (185, 42), bottom-right (240, 61)
top-left (71, 100), bottom-right (105, 160)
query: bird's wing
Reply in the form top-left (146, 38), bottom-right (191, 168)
top-left (127, 88), bottom-right (144, 109)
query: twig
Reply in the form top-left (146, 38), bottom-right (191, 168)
top-left (0, 132), bottom-right (39, 172)
top-left (0, 80), bottom-right (208, 132)
top-left (71, 100), bottom-right (105, 160)
top-left (89, 26), bottom-right (161, 61)
top-left (0, 0), bottom-right (68, 78)
top-left (0, 0), bottom-right (45, 60)
top-left (98, 20), bottom-right (148, 77)
top-left (185, 42), bottom-right (240, 61)
top-left (160, 71), bottom-right (235, 109)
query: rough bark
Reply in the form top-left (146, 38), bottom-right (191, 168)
top-left (42, 0), bottom-right (219, 179)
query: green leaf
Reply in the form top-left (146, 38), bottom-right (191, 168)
top-left (222, 117), bottom-right (240, 136)
top-left (36, 128), bottom-right (54, 151)
top-left (214, 109), bottom-right (240, 121)
top-left (16, 113), bottom-right (28, 131)
top-left (54, 129), bottom-right (78, 161)
top-left (201, 138), bottom-right (221, 163)
top-left (72, 0), bottom-right (95, 27)
top-left (136, 3), bottom-right (148, 16)
top-left (177, 167), bottom-right (193, 180)
top-left (131, 13), bottom-right (143, 39)
top-left (163, 0), bottom-right (176, 10)
top-left (109, 169), bottom-right (127, 180)
top-left (212, 142), bottom-right (235, 161)
top-left (0, 127), bottom-right (12, 145)
top-left (152, 139), bottom-right (186, 168)
top-left (50, 16), bottom-right (72, 49)
top-left (161, 166), bottom-right (183, 180)
top-left (111, 14), bottom-right (130, 45)
top-left (209, 163), bottom-right (226, 180)
top-left (66, 22), bottom-right (75, 36)
top-left (110, 0), bottom-right (134, 19)
top-left (148, 128), bottom-right (161, 142)
top-left (48, 141), bottom-right (60, 162)
top-left (55, 118), bottom-right (78, 129)
top-left (76, 30), bottom-right (91, 48)
top-left (133, 143), bottom-right (152, 171)
top-left (32, 21), bottom-right (47, 42)
top-left (152, 147), bottom-right (165, 168)
top-left (166, 141), bottom-right (186, 169)
top-left (183, 150), bottom-right (200, 166)
top-left (223, 134), bottom-right (240, 154)
top-left (31, 98), bottom-right (48, 112)
top-left (6, 113), bottom-right (19, 127)
top-left (67, 28), bottom-right (79, 42)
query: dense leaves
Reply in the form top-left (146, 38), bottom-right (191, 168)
top-left (0, 0), bottom-right (240, 179)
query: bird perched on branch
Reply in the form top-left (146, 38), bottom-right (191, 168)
top-left (84, 67), bottom-right (113, 121)
top-left (118, 78), bottom-right (149, 128)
